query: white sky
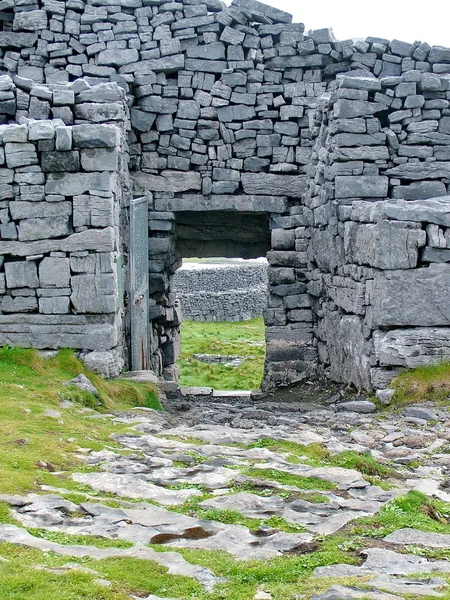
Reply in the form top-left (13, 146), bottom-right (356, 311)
top-left (227, 0), bottom-right (450, 48)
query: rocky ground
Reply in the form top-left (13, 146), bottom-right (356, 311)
top-left (2, 386), bottom-right (450, 599)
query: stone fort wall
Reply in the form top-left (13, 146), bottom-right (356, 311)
top-left (173, 261), bottom-right (268, 322)
top-left (0, 0), bottom-right (450, 389)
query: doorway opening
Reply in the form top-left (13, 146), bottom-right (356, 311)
top-left (173, 256), bottom-right (268, 391)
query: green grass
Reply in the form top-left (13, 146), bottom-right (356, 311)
top-left (392, 361), bottom-right (450, 406)
top-left (351, 491), bottom-right (450, 539)
top-left (243, 467), bottom-right (337, 491)
top-left (26, 529), bottom-right (134, 549)
top-left (0, 347), bottom-right (160, 495)
top-left (246, 439), bottom-right (395, 480)
top-left (178, 319), bottom-right (265, 390)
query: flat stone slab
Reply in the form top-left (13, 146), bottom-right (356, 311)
top-left (311, 585), bottom-right (400, 600)
top-left (8, 494), bottom-right (314, 562)
top-left (72, 472), bottom-right (202, 505)
top-left (251, 462), bottom-right (368, 490)
top-left (369, 575), bottom-right (447, 597)
top-left (384, 528), bottom-right (450, 548)
top-left (315, 547), bottom-right (450, 578)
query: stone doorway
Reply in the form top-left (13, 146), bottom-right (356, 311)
top-left (148, 202), bottom-right (316, 390)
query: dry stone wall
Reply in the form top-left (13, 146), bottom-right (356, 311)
top-left (306, 74), bottom-right (450, 390)
top-left (0, 0), bottom-right (450, 389)
top-left (173, 261), bottom-right (268, 322)
top-left (0, 75), bottom-right (131, 377)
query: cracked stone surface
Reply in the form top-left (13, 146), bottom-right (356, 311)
top-left (2, 396), bottom-right (450, 597)
top-left (0, 524), bottom-right (216, 590)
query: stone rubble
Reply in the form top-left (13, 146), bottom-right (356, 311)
top-left (1, 395), bottom-right (450, 597)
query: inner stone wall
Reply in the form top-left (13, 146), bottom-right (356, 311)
top-left (173, 261), bottom-right (268, 322)
top-left (1, 0), bottom-right (450, 389)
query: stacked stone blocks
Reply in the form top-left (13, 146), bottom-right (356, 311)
top-left (0, 0), bottom-right (450, 388)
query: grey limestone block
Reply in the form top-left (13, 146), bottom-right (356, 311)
top-left (132, 170), bottom-right (201, 193)
top-left (186, 42), bottom-right (226, 61)
top-left (318, 311), bottom-right (372, 390)
top-left (13, 9), bottom-right (47, 31)
top-left (45, 172), bottom-right (111, 196)
top-left (55, 127), bottom-right (72, 152)
top-left (120, 55), bottom-right (185, 73)
top-left (335, 176), bottom-right (388, 199)
top-left (0, 32), bottom-right (37, 48)
top-left (130, 109), bottom-right (156, 133)
top-left (5, 261), bottom-right (39, 289)
top-left (0, 228), bottom-right (115, 257)
top-left (367, 264), bottom-right (450, 328)
top-left (73, 195), bottom-right (114, 228)
top-left (39, 296), bottom-right (70, 314)
top-left (71, 273), bottom-right (116, 314)
top-left (0, 223), bottom-right (17, 239)
top-left (18, 217), bottom-right (72, 242)
top-left (217, 105), bottom-right (256, 122)
top-left (344, 221), bottom-right (426, 269)
top-left (80, 148), bottom-right (119, 172)
top-left (374, 327), bottom-right (450, 368)
top-left (386, 162), bottom-right (450, 181)
top-left (267, 250), bottom-right (305, 268)
top-left (28, 120), bottom-right (55, 141)
top-left (39, 257), bottom-right (70, 288)
top-left (1, 295), bottom-right (38, 313)
top-left (327, 276), bottom-right (366, 315)
top-left (154, 194), bottom-right (287, 213)
top-left (72, 124), bottom-right (118, 149)
top-left (0, 314), bottom-right (118, 351)
top-left (5, 148), bottom-right (38, 169)
top-left (333, 147), bottom-right (389, 161)
top-left (383, 197), bottom-right (450, 227)
top-left (97, 49), bottom-right (139, 67)
top-left (9, 201), bottom-right (72, 221)
top-left (271, 229), bottom-right (295, 250)
top-left (74, 103), bottom-right (124, 123)
top-left (2, 124), bottom-right (28, 143)
top-left (177, 100), bottom-right (200, 120)
top-left (422, 248), bottom-right (450, 263)
top-left (392, 181), bottom-right (447, 200)
top-left (334, 99), bottom-right (388, 119)
top-left (41, 151), bottom-right (80, 173)
top-left (220, 26), bottom-right (245, 45)
top-left (428, 46), bottom-right (450, 63)
top-left (242, 173), bottom-right (306, 198)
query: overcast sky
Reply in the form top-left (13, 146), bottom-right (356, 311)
top-left (227, 0), bottom-right (450, 48)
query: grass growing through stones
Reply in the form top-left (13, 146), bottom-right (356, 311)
top-left (0, 346), bottom-right (160, 495)
top-left (246, 438), bottom-right (396, 481)
top-left (178, 318), bottom-right (265, 390)
top-left (243, 467), bottom-right (337, 491)
top-left (3, 348), bottom-right (450, 599)
top-left (26, 529), bottom-right (135, 549)
top-left (352, 491), bottom-right (450, 539)
top-left (391, 361), bottom-right (450, 406)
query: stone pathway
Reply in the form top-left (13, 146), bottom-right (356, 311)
top-left (2, 392), bottom-right (450, 599)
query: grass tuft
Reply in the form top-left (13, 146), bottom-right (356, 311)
top-left (391, 361), bottom-right (450, 406)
